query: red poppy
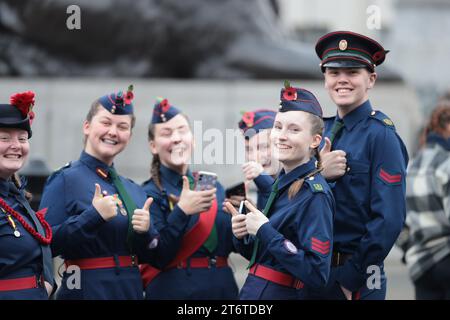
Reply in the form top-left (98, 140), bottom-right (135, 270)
top-left (124, 91), bottom-right (134, 105)
top-left (283, 87), bottom-right (297, 101)
top-left (160, 99), bottom-right (171, 113)
top-left (242, 111), bottom-right (255, 127)
top-left (9, 91), bottom-right (35, 117)
top-left (124, 84), bottom-right (134, 104)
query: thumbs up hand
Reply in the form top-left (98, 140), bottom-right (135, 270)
top-left (92, 183), bottom-right (118, 221)
top-left (178, 176), bottom-right (216, 215)
top-left (319, 137), bottom-right (347, 180)
top-left (132, 197), bottom-right (153, 234)
top-left (244, 200), bottom-right (269, 236)
top-left (224, 201), bottom-right (248, 240)
top-left (320, 136), bottom-right (332, 154)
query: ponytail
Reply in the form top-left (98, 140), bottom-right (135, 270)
top-left (287, 178), bottom-right (304, 200)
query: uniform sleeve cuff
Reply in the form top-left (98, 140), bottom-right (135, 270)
top-left (254, 174), bottom-right (274, 193)
top-left (82, 206), bottom-right (107, 231)
top-left (256, 222), bottom-right (279, 245)
top-left (167, 205), bottom-right (190, 228)
top-left (134, 230), bottom-right (152, 244)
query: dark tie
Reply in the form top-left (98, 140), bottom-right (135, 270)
top-left (187, 175), bottom-right (218, 253)
top-left (109, 167), bottom-right (137, 251)
top-left (329, 119), bottom-right (344, 144)
top-left (247, 178), bottom-right (279, 268)
top-left (10, 183), bottom-right (53, 286)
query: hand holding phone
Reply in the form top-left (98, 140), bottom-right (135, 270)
top-left (178, 176), bottom-right (216, 215)
top-left (194, 171), bottom-right (218, 191)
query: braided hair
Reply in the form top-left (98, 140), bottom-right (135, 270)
top-left (12, 173), bottom-right (32, 202)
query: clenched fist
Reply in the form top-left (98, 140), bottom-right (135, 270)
top-left (242, 161), bottom-right (264, 181)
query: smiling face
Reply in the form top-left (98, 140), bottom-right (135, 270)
top-left (271, 111), bottom-right (322, 173)
top-left (149, 114), bottom-right (193, 173)
top-left (324, 67), bottom-right (377, 116)
top-left (0, 128), bottom-right (29, 179)
top-left (245, 129), bottom-right (280, 176)
top-left (83, 107), bottom-right (133, 165)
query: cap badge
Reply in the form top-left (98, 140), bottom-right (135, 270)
top-left (339, 39), bottom-right (348, 51)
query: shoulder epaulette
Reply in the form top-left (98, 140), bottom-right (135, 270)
top-left (304, 176), bottom-right (325, 193)
top-left (46, 162), bottom-right (72, 184)
top-left (55, 162), bottom-right (72, 173)
top-left (369, 110), bottom-right (395, 129)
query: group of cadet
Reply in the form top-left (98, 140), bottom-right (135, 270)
top-left (0, 30), bottom-right (413, 300)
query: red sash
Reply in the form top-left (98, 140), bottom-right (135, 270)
top-left (140, 199), bottom-right (218, 288)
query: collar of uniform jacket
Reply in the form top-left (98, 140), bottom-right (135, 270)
top-left (160, 164), bottom-right (193, 189)
top-left (338, 100), bottom-right (373, 131)
top-left (426, 132), bottom-right (450, 151)
top-left (79, 150), bottom-right (113, 175)
top-left (277, 157), bottom-right (317, 191)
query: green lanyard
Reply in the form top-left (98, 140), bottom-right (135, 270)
top-left (109, 167), bottom-right (137, 252)
top-left (247, 178), bottom-right (280, 269)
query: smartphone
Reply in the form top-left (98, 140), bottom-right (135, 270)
top-left (238, 200), bottom-right (247, 215)
top-left (194, 171), bottom-right (218, 191)
top-left (225, 182), bottom-right (246, 199)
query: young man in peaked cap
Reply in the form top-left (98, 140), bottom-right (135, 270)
top-left (313, 31), bottom-right (409, 300)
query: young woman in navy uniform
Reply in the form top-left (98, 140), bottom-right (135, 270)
top-left (314, 31), bottom-right (409, 299)
top-left (140, 98), bottom-right (239, 299)
top-left (0, 91), bottom-right (54, 299)
top-left (226, 84), bottom-right (335, 300)
top-left (39, 86), bottom-right (163, 300)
